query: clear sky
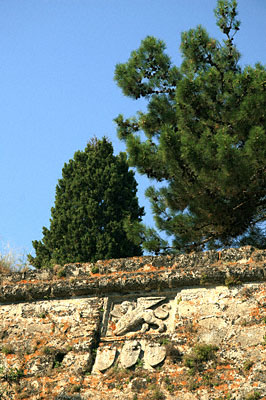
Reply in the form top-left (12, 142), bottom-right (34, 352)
top-left (0, 0), bottom-right (265, 259)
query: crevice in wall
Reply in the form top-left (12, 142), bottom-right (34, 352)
top-left (87, 299), bottom-right (106, 374)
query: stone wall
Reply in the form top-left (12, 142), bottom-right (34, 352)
top-left (0, 247), bottom-right (266, 400)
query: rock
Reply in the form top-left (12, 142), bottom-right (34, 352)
top-left (154, 304), bottom-right (170, 319)
top-left (129, 377), bottom-right (148, 391)
top-left (1, 248), bottom-right (266, 399)
top-left (109, 297), bottom-right (169, 336)
top-left (237, 326), bottom-right (266, 347)
top-left (120, 341), bottom-right (141, 368)
top-left (62, 353), bottom-right (92, 374)
top-left (94, 347), bottom-right (116, 372)
top-left (144, 343), bottom-right (166, 367)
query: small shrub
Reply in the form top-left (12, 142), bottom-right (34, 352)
top-left (136, 359), bottom-right (144, 369)
top-left (225, 275), bottom-right (241, 287)
top-left (200, 273), bottom-right (208, 285)
top-left (115, 383), bottom-right (124, 390)
top-left (201, 372), bottom-right (220, 387)
top-left (164, 376), bottom-right (175, 393)
top-left (165, 343), bottom-right (182, 364)
top-left (43, 346), bottom-right (53, 355)
top-left (57, 268), bottom-right (67, 278)
top-left (188, 371), bottom-right (219, 391)
top-left (52, 351), bottom-right (66, 369)
top-left (148, 385), bottom-right (165, 400)
top-left (158, 337), bottom-right (169, 346)
top-left (184, 344), bottom-right (218, 374)
top-left (188, 377), bottom-right (200, 391)
top-left (53, 361), bottom-right (61, 368)
top-left (152, 390), bottom-right (165, 400)
top-left (91, 265), bottom-right (99, 274)
top-left (243, 360), bottom-right (254, 371)
top-left (105, 363), bottom-right (130, 380)
top-left (1, 345), bottom-right (14, 355)
top-left (130, 376), bottom-right (148, 392)
top-left (1, 367), bottom-right (24, 382)
top-left (245, 391), bottom-right (261, 400)
top-left (70, 385), bottom-right (81, 393)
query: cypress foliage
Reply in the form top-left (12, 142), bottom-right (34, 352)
top-left (29, 138), bottom-right (144, 268)
top-left (114, 0), bottom-right (266, 252)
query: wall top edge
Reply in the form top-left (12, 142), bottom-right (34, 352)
top-left (0, 246), bottom-right (265, 304)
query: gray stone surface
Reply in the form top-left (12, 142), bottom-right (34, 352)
top-left (94, 347), bottom-right (116, 372)
top-left (0, 247), bottom-right (266, 399)
top-left (109, 297), bottom-right (170, 336)
top-left (144, 343), bottom-right (166, 367)
top-left (120, 341), bottom-right (141, 368)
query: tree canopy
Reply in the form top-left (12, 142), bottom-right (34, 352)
top-left (28, 138), bottom-right (144, 268)
top-left (114, 0), bottom-right (266, 252)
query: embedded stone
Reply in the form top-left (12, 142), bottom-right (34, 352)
top-left (144, 343), bottom-right (166, 367)
top-left (110, 297), bottom-right (169, 336)
top-left (154, 304), bottom-right (170, 319)
top-left (120, 341), bottom-right (141, 368)
top-left (94, 347), bottom-right (116, 371)
top-left (62, 352), bottom-right (92, 374)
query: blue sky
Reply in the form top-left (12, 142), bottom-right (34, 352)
top-left (0, 0), bottom-right (265, 258)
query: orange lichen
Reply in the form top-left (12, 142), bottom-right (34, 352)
top-left (250, 306), bottom-right (261, 317)
top-left (214, 383), bottom-right (229, 391)
top-left (62, 322), bottom-right (70, 332)
top-left (216, 364), bottom-right (232, 370)
top-left (6, 354), bottom-right (15, 360)
top-left (109, 321), bottom-right (116, 332)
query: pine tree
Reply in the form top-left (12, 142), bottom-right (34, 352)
top-left (28, 138), bottom-right (144, 268)
top-left (114, 0), bottom-right (266, 252)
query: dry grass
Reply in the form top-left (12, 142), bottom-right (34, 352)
top-left (0, 242), bottom-right (30, 273)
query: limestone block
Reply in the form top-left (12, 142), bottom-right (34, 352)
top-left (199, 330), bottom-right (228, 346)
top-left (198, 316), bottom-right (228, 329)
top-left (144, 343), bottom-right (166, 367)
top-left (72, 340), bottom-right (93, 352)
top-left (177, 287), bottom-right (226, 318)
top-left (237, 326), bottom-right (266, 347)
top-left (62, 352), bottom-right (91, 374)
top-left (26, 356), bottom-right (53, 375)
top-left (198, 316), bottom-right (228, 344)
top-left (120, 341), bottom-right (141, 368)
top-left (108, 297), bottom-right (171, 336)
top-left (94, 347), bottom-right (116, 372)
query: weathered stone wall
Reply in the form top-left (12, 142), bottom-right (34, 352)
top-left (0, 247), bottom-right (266, 400)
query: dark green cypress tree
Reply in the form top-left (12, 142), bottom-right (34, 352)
top-left (114, 0), bottom-right (266, 252)
top-left (28, 138), bottom-right (144, 268)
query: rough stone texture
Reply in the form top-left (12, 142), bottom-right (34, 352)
top-left (0, 246), bottom-right (265, 399)
top-left (119, 341), bottom-right (141, 369)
